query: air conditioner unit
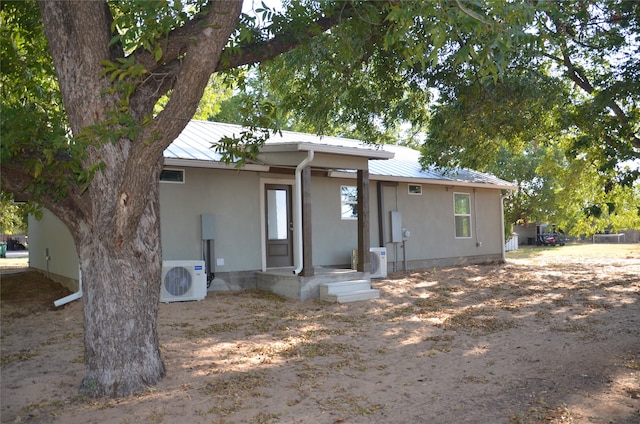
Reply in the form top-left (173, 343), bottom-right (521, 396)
top-left (369, 247), bottom-right (387, 279)
top-left (160, 260), bottom-right (207, 303)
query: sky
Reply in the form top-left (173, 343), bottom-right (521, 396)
top-left (242, 0), bottom-right (283, 15)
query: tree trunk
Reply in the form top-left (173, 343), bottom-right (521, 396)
top-left (74, 163), bottom-right (165, 397)
top-left (35, 0), bottom-right (243, 397)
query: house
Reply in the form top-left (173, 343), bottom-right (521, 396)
top-left (27, 120), bottom-right (516, 301)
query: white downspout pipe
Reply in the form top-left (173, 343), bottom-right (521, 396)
top-left (500, 190), bottom-right (514, 262)
top-left (54, 270), bottom-right (82, 307)
top-left (293, 150), bottom-right (314, 274)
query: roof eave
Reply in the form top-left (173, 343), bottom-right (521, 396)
top-left (327, 170), bottom-right (517, 190)
top-left (164, 158), bottom-right (270, 172)
top-left (259, 142), bottom-right (394, 160)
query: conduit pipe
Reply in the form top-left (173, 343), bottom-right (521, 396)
top-left (500, 190), bottom-right (514, 262)
top-left (54, 270), bottom-right (82, 307)
top-left (293, 150), bottom-right (314, 275)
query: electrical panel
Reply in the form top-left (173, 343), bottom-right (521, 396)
top-left (390, 211), bottom-right (403, 243)
top-left (201, 214), bottom-right (216, 240)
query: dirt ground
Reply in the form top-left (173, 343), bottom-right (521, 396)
top-left (1, 245), bottom-right (639, 424)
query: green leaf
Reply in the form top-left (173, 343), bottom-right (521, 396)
top-left (154, 44), bottom-right (163, 62)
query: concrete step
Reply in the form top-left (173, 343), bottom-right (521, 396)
top-left (321, 289), bottom-right (380, 303)
top-left (319, 280), bottom-right (371, 297)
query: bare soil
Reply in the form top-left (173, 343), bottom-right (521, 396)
top-left (1, 245), bottom-right (639, 424)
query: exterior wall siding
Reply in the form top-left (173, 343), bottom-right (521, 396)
top-left (160, 167), bottom-right (263, 272)
top-left (27, 209), bottom-right (80, 291)
top-left (377, 184), bottom-right (503, 266)
top-left (309, 177), bottom-right (363, 267)
top-left (27, 166), bottom-right (507, 293)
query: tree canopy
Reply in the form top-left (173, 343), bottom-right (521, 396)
top-left (421, 0), bottom-right (640, 233)
top-left (222, 0), bottom-right (640, 233)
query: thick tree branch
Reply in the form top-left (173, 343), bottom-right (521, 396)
top-left (0, 163), bottom-right (87, 234)
top-left (133, 1), bottom-right (389, 98)
top-left (216, 9), bottom-right (353, 71)
top-left (142, 0), bottom-right (243, 153)
top-left (559, 46), bottom-right (640, 149)
top-left (218, 0), bottom-right (397, 71)
top-left (115, 0), bottom-right (244, 242)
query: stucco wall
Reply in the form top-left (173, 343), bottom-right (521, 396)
top-left (28, 165), bottom-right (507, 292)
top-left (27, 209), bottom-right (80, 291)
top-left (308, 177), bottom-right (362, 267)
top-left (159, 167), bottom-right (263, 272)
top-left (375, 183), bottom-right (503, 264)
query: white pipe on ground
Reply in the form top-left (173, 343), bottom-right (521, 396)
top-left (293, 150), bottom-right (314, 275)
top-left (54, 270), bottom-right (82, 307)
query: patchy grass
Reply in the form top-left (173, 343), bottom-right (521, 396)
top-left (282, 340), bottom-right (356, 358)
top-left (1, 349), bottom-right (39, 367)
top-left (438, 307), bottom-right (517, 334)
top-left (17, 398), bottom-right (70, 423)
top-left (506, 243), bottom-right (640, 261)
top-left (184, 322), bottom-right (242, 339)
top-left (315, 394), bottom-right (385, 417)
top-left (510, 402), bottom-right (575, 424)
top-left (203, 371), bottom-right (271, 416)
top-left (621, 354), bottom-right (640, 371)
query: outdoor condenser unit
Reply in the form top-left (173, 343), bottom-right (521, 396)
top-left (351, 247), bottom-right (388, 279)
top-left (160, 260), bottom-right (207, 303)
top-left (369, 247), bottom-right (387, 278)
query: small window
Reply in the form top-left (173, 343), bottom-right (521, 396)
top-left (408, 184), bottom-right (422, 195)
top-left (340, 186), bottom-right (358, 220)
top-left (160, 169), bottom-right (184, 183)
top-left (454, 192), bottom-right (471, 238)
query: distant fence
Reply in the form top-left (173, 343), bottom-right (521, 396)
top-left (505, 234), bottom-right (519, 251)
top-left (592, 233), bottom-right (625, 243)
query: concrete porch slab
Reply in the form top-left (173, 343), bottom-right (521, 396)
top-left (256, 267), bottom-right (369, 301)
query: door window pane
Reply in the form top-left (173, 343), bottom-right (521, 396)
top-left (267, 189), bottom-right (288, 240)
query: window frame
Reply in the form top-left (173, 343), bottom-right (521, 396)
top-left (340, 185), bottom-right (358, 220)
top-left (160, 168), bottom-right (185, 184)
top-left (408, 184), bottom-right (422, 195)
top-left (453, 192), bottom-right (472, 239)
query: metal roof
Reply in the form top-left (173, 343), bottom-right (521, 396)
top-left (165, 120), bottom-right (391, 161)
top-left (367, 144), bottom-right (516, 189)
top-left (164, 120), bottom-right (516, 190)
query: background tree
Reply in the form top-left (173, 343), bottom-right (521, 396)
top-left (420, 0), bottom-right (639, 231)
top-left (0, 194), bottom-right (29, 236)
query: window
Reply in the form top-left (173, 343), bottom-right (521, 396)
top-left (408, 184), bottom-right (422, 195)
top-left (340, 186), bottom-right (358, 220)
top-left (160, 169), bottom-right (184, 183)
top-left (454, 192), bottom-right (471, 238)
